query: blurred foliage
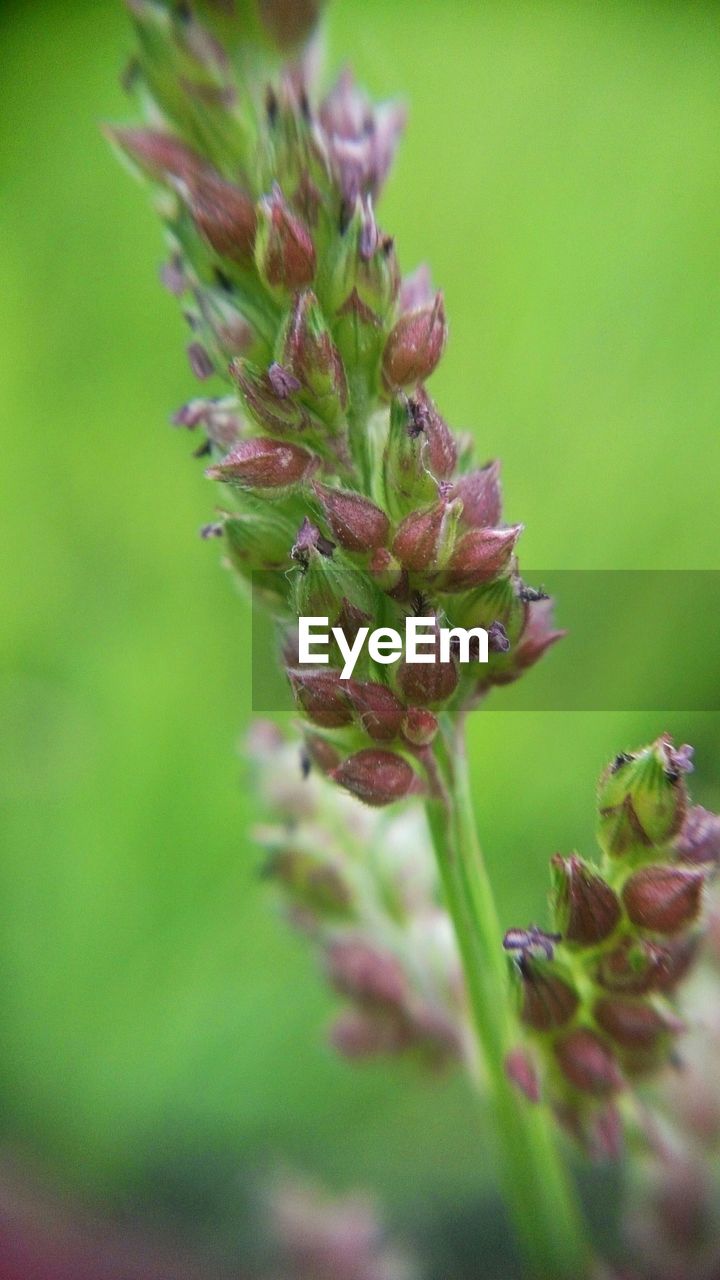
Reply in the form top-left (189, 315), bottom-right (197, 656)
top-left (0, 0), bottom-right (719, 1254)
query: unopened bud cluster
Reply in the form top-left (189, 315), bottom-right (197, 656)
top-left (111, 0), bottom-right (562, 807)
top-left (504, 737), bottom-right (719, 1158)
top-left (247, 722), bottom-right (468, 1067)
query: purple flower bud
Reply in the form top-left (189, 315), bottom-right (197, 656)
top-left (302, 730), bottom-right (343, 776)
top-left (314, 483), bottom-right (389, 551)
top-left (185, 172), bottom-right (257, 263)
top-left (407, 386), bottom-right (457, 479)
top-left (326, 938), bottom-right (407, 1005)
top-left (107, 126), bottom-right (210, 187)
top-left (452, 461), bottom-right (503, 529)
top-left (172, 396), bottom-right (243, 450)
top-left (396, 622), bottom-right (458, 707)
top-left (399, 263), bottom-right (434, 314)
top-left (675, 804), bottom-right (720, 866)
top-left (595, 939), bottom-right (671, 996)
top-left (487, 621), bottom-right (510, 653)
top-left (187, 342), bottom-right (214, 380)
top-left (623, 864), bottom-right (706, 935)
top-left (231, 359), bottom-right (310, 435)
top-left (291, 517), bottom-right (336, 564)
top-left (401, 707), bottom-right (438, 747)
top-left (255, 185), bottom-right (316, 289)
top-left (594, 997), bottom-right (682, 1052)
top-left (282, 292), bottom-right (348, 419)
top-left (517, 958), bottom-right (579, 1032)
top-left (345, 680), bottom-right (405, 741)
top-left (444, 523), bottom-right (522, 591)
top-left (319, 69), bottom-right (406, 202)
top-left (160, 254), bottom-right (186, 296)
top-left (382, 293), bottom-right (447, 390)
top-left (555, 1029), bottom-right (623, 1097)
top-left (288, 668), bottom-right (353, 729)
top-left (268, 361), bottom-right (302, 398)
top-left (505, 1047), bottom-right (540, 1103)
top-left (551, 854), bottom-right (621, 946)
top-left (652, 931), bottom-right (701, 992)
top-left (332, 749), bottom-right (419, 807)
top-left (207, 437), bottom-right (316, 489)
top-left (392, 498), bottom-right (461, 572)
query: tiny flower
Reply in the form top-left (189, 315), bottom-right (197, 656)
top-left (594, 997), bottom-right (682, 1051)
top-left (231, 359), bottom-right (310, 435)
top-left (392, 498), bottom-right (461, 571)
top-left (503, 925), bottom-right (561, 962)
top-left (401, 707), bottom-right (438, 747)
top-left (282, 291), bottom-right (348, 423)
top-left (444, 523), bottom-right (522, 591)
top-left (396, 625), bottom-right (458, 707)
top-left (623, 865), bottom-right (706, 935)
top-left (345, 680), bottom-right (405, 741)
top-left (319, 68), bottom-right (406, 202)
top-left (551, 854), bottom-right (621, 946)
top-left (675, 804), bottom-right (720, 866)
top-left (406, 386), bottom-right (457, 479)
top-left (595, 938), bottom-right (671, 996)
top-left (255, 184), bottom-right (316, 289)
top-left (207, 437), bottom-right (316, 489)
top-left (382, 293), bottom-right (447, 390)
top-left (326, 938), bottom-right (407, 1005)
top-left (184, 172), bottom-right (257, 262)
top-left (106, 126), bottom-right (209, 187)
top-left (505, 1046), bottom-right (541, 1103)
top-left (187, 341), bottom-right (214, 380)
top-left (452, 461), bottom-right (503, 529)
top-left (302, 730), bottom-right (343, 776)
top-left (314, 483), bottom-right (389, 551)
top-left (288, 668), bottom-right (353, 729)
top-left (332, 748), bottom-right (419, 806)
top-left (517, 957), bottom-right (579, 1032)
top-left (399, 263), bottom-right (434, 314)
top-left (555, 1028), bottom-right (623, 1096)
top-left (597, 736), bottom-right (690, 858)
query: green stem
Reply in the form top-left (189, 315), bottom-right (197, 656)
top-left (425, 717), bottom-right (592, 1280)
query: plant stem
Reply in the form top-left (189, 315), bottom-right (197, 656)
top-left (425, 717), bottom-right (592, 1280)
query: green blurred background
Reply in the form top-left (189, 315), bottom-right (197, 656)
top-left (1, 0), bottom-right (719, 1266)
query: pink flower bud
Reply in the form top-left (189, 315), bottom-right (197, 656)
top-left (396, 624), bottom-right (458, 707)
top-left (406, 386), bottom-right (457, 479)
top-left (444, 524), bottom-right (522, 591)
top-left (207, 437), bottom-right (315, 489)
top-left (282, 292), bottom-right (348, 419)
top-left (332, 749), bottom-right (418, 807)
top-left (519, 960), bottom-right (579, 1032)
top-left (302, 731), bottom-right (343, 776)
top-left (505, 1047), bottom-right (540, 1103)
top-left (555, 1029), bottom-right (623, 1097)
top-left (314, 484), bottom-right (389, 552)
top-left (345, 680), bottom-right (405, 741)
top-left (453, 461), bottom-right (503, 529)
top-left (288, 669), bottom-right (353, 729)
top-left (651, 932), bottom-right (700, 992)
top-left (231, 360), bottom-right (310, 435)
top-left (326, 938), bottom-right (407, 1006)
top-left (401, 707), bottom-right (438, 747)
top-left (594, 997), bottom-right (682, 1051)
top-left (595, 939), bottom-right (670, 996)
top-left (551, 855), bottom-right (621, 946)
top-left (382, 294), bottom-right (447, 390)
top-left (392, 498), bottom-right (460, 572)
top-left (187, 342), bottom-right (214, 380)
top-left (185, 172), bottom-right (256, 262)
top-left (255, 185), bottom-right (316, 289)
top-left (675, 804), bottom-right (720, 866)
top-left (622, 865), bottom-right (706, 935)
top-left (107, 127), bottom-right (210, 187)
